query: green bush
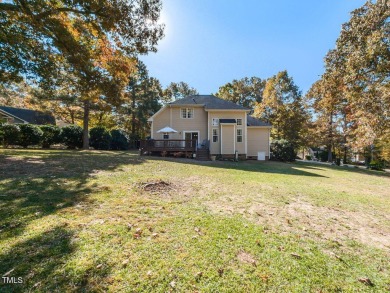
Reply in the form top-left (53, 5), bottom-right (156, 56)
top-left (40, 125), bottom-right (62, 148)
top-left (368, 160), bottom-right (384, 171)
top-left (90, 126), bottom-right (112, 150)
top-left (110, 129), bottom-right (128, 150)
top-left (61, 125), bottom-right (83, 149)
top-left (18, 124), bottom-right (43, 148)
top-left (270, 139), bottom-right (296, 162)
top-left (0, 124), bottom-right (20, 147)
top-left (305, 155), bottom-right (312, 160)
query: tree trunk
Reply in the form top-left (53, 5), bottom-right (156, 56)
top-left (83, 100), bottom-right (90, 150)
top-left (327, 112), bottom-right (333, 162)
top-left (343, 144), bottom-right (347, 163)
top-left (131, 88), bottom-right (136, 137)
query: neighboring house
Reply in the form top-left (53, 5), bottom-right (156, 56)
top-left (0, 106), bottom-right (56, 125)
top-left (146, 95), bottom-right (271, 160)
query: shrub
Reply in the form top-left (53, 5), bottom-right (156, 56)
top-left (305, 155), bottom-right (312, 160)
top-left (61, 125), bottom-right (83, 149)
top-left (89, 126), bottom-right (112, 150)
top-left (368, 160), bottom-right (384, 171)
top-left (18, 124), bottom-right (43, 148)
top-left (110, 129), bottom-right (129, 150)
top-left (0, 124), bottom-right (20, 147)
top-left (40, 125), bottom-right (62, 148)
top-left (270, 139), bottom-right (296, 162)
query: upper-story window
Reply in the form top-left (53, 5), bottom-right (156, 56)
top-left (181, 108), bottom-right (194, 119)
top-left (236, 118), bottom-right (242, 126)
top-left (236, 128), bottom-right (243, 143)
top-left (212, 129), bottom-right (218, 143)
top-left (212, 118), bottom-right (219, 126)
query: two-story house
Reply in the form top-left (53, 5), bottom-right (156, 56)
top-left (146, 95), bottom-right (271, 160)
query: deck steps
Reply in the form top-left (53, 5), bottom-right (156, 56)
top-left (196, 149), bottom-right (211, 161)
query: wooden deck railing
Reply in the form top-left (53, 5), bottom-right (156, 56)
top-left (140, 139), bottom-right (197, 153)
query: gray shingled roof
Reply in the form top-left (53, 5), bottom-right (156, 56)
top-left (247, 115), bottom-right (271, 127)
top-left (170, 95), bottom-right (249, 110)
top-left (0, 106), bottom-right (56, 125)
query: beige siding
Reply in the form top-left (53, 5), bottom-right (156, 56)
top-left (208, 111), bottom-right (247, 155)
top-left (221, 125), bottom-right (235, 154)
top-left (151, 106), bottom-right (207, 142)
top-left (247, 128), bottom-right (270, 157)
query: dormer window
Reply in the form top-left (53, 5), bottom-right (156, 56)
top-left (181, 108), bottom-right (194, 119)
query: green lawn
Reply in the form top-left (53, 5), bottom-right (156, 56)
top-left (0, 149), bottom-right (389, 292)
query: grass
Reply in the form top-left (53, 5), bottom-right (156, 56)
top-left (0, 149), bottom-right (389, 292)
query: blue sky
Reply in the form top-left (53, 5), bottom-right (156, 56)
top-left (141, 0), bottom-right (367, 95)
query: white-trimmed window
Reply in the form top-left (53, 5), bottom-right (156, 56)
top-left (212, 118), bottom-right (219, 126)
top-left (236, 128), bottom-right (243, 143)
top-left (236, 118), bottom-right (242, 126)
top-left (181, 108), bottom-right (194, 119)
top-left (212, 129), bottom-right (218, 143)
top-left (163, 133), bottom-right (169, 139)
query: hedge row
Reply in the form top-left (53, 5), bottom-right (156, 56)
top-left (0, 124), bottom-right (129, 150)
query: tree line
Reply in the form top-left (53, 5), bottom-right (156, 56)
top-left (0, 1), bottom-right (388, 164)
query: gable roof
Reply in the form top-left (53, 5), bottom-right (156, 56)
top-left (0, 106), bottom-right (56, 125)
top-left (169, 95), bottom-right (250, 111)
top-left (246, 115), bottom-right (271, 127)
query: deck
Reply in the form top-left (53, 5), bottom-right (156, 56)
top-left (140, 139), bottom-right (197, 153)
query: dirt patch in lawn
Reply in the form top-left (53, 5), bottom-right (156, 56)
top-left (137, 180), bottom-right (176, 194)
top-left (206, 198), bottom-right (390, 251)
top-left (237, 251), bottom-right (257, 266)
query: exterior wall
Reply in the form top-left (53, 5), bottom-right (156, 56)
top-left (208, 111), bottom-right (247, 155)
top-left (221, 125), bottom-right (235, 154)
top-left (247, 127), bottom-right (270, 158)
top-left (151, 106), bottom-right (208, 143)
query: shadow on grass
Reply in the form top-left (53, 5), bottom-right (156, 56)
top-left (0, 150), bottom-right (144, 240)
top-left (0, 226), bottom-right (112, 292)
top-left (0, 150), bottom-right (143, 291)
top-left (142, 155), bottom-right (328, 177)
top-left (295, 161), bottom-right (390, 178)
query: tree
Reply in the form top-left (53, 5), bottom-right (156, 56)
top-left (162, 82), bottom-right (198, 103)
top-left (334, 0), bottom-right (389, 150)
top-left (307, 0), bottom-right (389, 162)
top-left (216, 77), bottom-right (265, 109)
top-left (0, 0), bottom-right (164, 149)
top-left (118, 60), bottom-right (162, 144)
top-left (254, 71), bottom-right (307, 148)
top-left (305, 70), bottom-right (345, 162)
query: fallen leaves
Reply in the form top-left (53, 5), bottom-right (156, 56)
top-left (195, 271), bottom-right (203, 281)
top-left (218, 268), bottom-right (224, 277)
top-left (290, 253), bottom-right (302, 259)
top-left (358, 278), bottom-right (374, 287)
top-left (133, 228), bottom-right (143, 239)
